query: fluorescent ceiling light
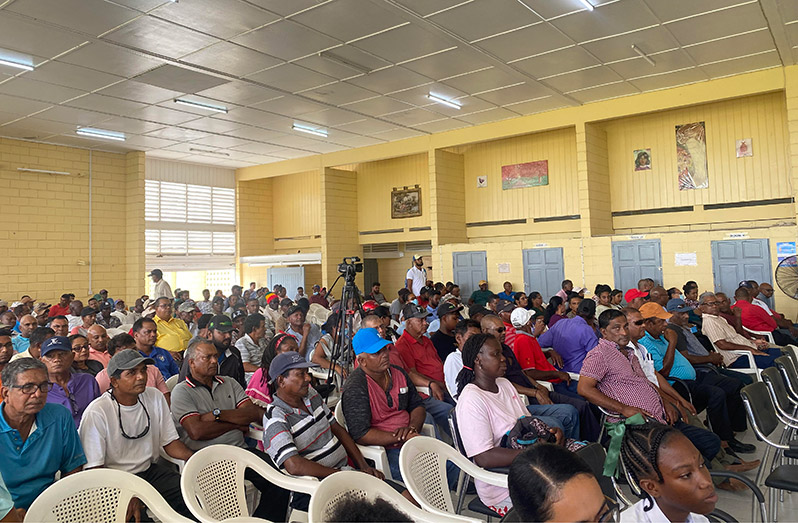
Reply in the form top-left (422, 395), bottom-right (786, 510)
top-left (319, 51), bottom-right (371, 74)
top-left (76, 128), bottom-right (126, 141)
top-left (174, 98), bottom-right (228, 113)
top-left (292, 123), bottom-right (327, 138)
top-left (189, 148), bottom-right (230, 157)
top-left (577, 0), bottom-right (594, 10)
top-left (631, 44), bottom-right (656, 67)
top-left (427, 93), bottom-right (461, 109)
top-left (18, 167), bottom-right (71, 176)
top-left (0, 58), bottom-right (34, 71)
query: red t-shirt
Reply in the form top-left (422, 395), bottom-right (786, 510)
top-left (48, 304), bottom-right (70, 317)
top-left (732, 300), bottom-right (777, 332)
top-left (365, 366), bottom-right (411, 447)
top-left (512, 333), bottom-right (560, 383)
top-left (395, 331), bottom-right (444, 383)
top-left (504, 322), bottom-right (517, 349)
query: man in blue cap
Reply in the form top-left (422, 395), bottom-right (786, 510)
top-left (40, 336), bottom-right (100, 428)
top-left (341, 328), bottom-right (426, 482)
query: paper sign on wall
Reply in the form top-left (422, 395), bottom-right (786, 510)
top-left (477, 175), bottom-right (487, 188)
top-left (675, 252), bottom-right (698, 266)
top-left (725, 232), bottom-right (749, 239)
top-left (498, 263), bottom-right (511, 274)
top-left (777, 242), bottom-right (796, 262)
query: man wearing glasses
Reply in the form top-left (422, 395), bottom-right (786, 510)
top-left (78, 349), bottom-right (194, 520)
top-left (0, 358), bottom-right (86, 510)
top-left (40, 336), bottom-right (99, 428)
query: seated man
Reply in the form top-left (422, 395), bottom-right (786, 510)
top-left (698, 292), bottom-right (782, 368)
top-left (510, 309), bottom-right (574, 394)
top-left (284, 304), bottom-right (322, 360)
top-left (430, 301), bottom-right (463, 362)
top-left (153, 297), bottom-right (192, 360)
top-left (444, 319), bottom-right (481, 398)
top-left (394, 303), bottom-right (455, 435)
top-left (0, 329), bottom-right (14, 375)
top-left (86, 324), bottom-right (112, 368)
top-left (10, 315), bottom-right (36, 354)
top-left (235, 313), bottom-right (273, 373)
top-left (171, 338), bottom-right (290, 521)
top-left (732, 286), bottom-right (797, 347)
top-left (10, 326), bottom-right (53, 362)
top-left (40, 336), bottom-right (100, 428)
top-left (637, 303), bottom-right (755, 455)
top-left (95, 333), bottom-right (171, 402)
top-left (577, 310), bottom-right (721, 464)
top-left (49, 315), bottom-right (70, 338)
top-left (342, 328), bottom-right (427, 482)
top-left (0, 359), bottom-right (86, 510)
top-left (179, 315), bottom-right (246, 388)
top-left (132, 318), bottom-right (179, 381)
top-left (535, 299), bottom-right (598, 373)
top-left (79, 350), bottom-right (193, 520)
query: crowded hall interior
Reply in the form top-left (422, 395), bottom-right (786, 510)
top-left (3, 0), bottom-right (798, 521)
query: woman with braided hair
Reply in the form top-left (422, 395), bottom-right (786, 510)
top-left (245, 332), bottom-right (299, 408)
top-left (619, 421), bottom-right (717, 522)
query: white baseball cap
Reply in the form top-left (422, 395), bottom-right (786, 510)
top-left (510, 308), bottom-right (535, 328)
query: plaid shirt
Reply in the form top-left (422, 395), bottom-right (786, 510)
top-left (580, 338), bottom-right (665, 422)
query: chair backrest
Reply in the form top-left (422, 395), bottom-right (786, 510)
top-left (165, 374), bottom-right (179, 392)
top-left (448, 409), bottom-right (466, 455)
top-left (775, 355), bottom-right (798, 401)
top-left (398, 436), bottom-right (459, 514)
top-left (784, 345), bottom-right (798, 369)
top-left (26, 468), bottom-right (192, 523)
top-left (761, 366), bottom-right (794, 413)
top-left (308, 470), bottom-right (476, 523)
top-left (740, 382), bottom-right (780, 437)
top-left (573, 443), bottom-right (617, 501)
top-left (334, 400), bottom-right (347, 428)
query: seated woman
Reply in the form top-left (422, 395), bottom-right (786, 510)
top-left (545, 296), bottom-right (566, 327)
top-left (508, 444), bottom-right (614, 523)
top-left (246, 332), bottom-right (299, 407)
top-left (565, 293), bottom-right (582, 319)
top-left (455, 333), bottom-right (567, 517)
top-left (69, 334), bottom-right (103, 376)
top-left (619, 421), bottom-right (717, 522)
top-left (513, 292), bottom-right (528, 310)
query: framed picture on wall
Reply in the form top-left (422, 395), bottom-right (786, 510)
top-left (391, 186), bottom-right (421, 218)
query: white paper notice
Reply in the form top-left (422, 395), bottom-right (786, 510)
top-left (498, 263), bottom-right (510, 273)
top-left (675, 252), bottom-right (698, 266)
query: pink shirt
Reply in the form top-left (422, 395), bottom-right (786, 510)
top-left (88, 348), bottom-right (112, 368)
top-left (365, 367), bottom-right (411, 448)
top-left (95, 365), bottom-right (169, 396)
top-left (455, 378), bottom-right (527, 507)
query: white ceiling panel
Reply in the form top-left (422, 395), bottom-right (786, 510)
top-left (225, 125), bottom-right (287, 142)
top-left (238, 154), bottom-right (285, 164)
top-left (544, 66), bottom-right (623, 92)
top-left (94, 116), bottom-right (166, 134)
top-left (196, 81), bottom-right (281, 106)
top-left (475, 23), bottom-right (573, 63)
top-left (36, 105), bottom-right (111, 126)
top-left (109, 0), bottom-right (173, 12)
top-left (189, 134), bottom-right (252, 148)
top-left (698, 50), bottom-right (782, 78)
top-left (216, 107), bottom-right (292, 129)
top-left (268, 147), bottom-right (317, 159)
top-left (292, 0), bottom-right (401, 42)
top-left (265, 133), bottom-right (328, 149)
top-left (392, 0), bottom-right (473, 17)
top-left (685, 29), bottom-right (775, 65)
top-left (665, 3), bottom-right (768, 47)
top-left (387, 82), bottom-right (467, 106)
top-left (421, 95), bottom-right (496, 116)
top-left (299, 108), bottom-right (364, 126)
top-left (505, 96), bottom-right (569, 115)
top-left (0, 93), bottom-right (52, 115)
top-left (333, 118), bottom-right (397, 134)
top-left (457, 106), bottom-right (518, 124)
top-left (327, 134), bottom-right (386, 148)
top-left (442, 67), bottom-right (521, 94)
top-left (567, 81), bottom-right (639, 103)
top-left (475, 82), bottom-right (551, 105)
top-left (144, 126), bottom-right (210, 142)
top-left (348, 66), bottom-right (432, 94)
top-left (430, 0), bottom-right (541, 42)
top-left (134, 64), bottom-right (230, 93)
top-left (229, 141), bottom-right (286, 155)
top-left (129, 105), bottom-right (200, 125)
top-left (339, 96), bottom-right (416, 117)
top-left (121, 134), bottom-right (179, 149)
top-left (0, 78), bottom-right (84, 105)
top-left (96, 79), bottom-right (182, 105)
top-left (293, 50), bottom-right (390, 80)
top-left (382, 106), bottom-right (446, 125)
top-left (608, 49), bottom-right (696, 79)
top-left (6, 0), bottom-right (138, 37)
top-left (413, 118), bottom-right (469, 133)
top-left (0, 14), bottom-right (88, 58)
top-left (513, 46), bottom-right (599, 79)
top-left (151, 0), bottom-right (279, 39)
top-left (551, 0), bottom-right (659, 43)
top-left (252, 96), bottom-right (329, 117)
top-left (402, 48), bottom-right (491, 80)
top-left (57, 42), bottom-right (164, 78)
top-left (25, 61), bottom-right (122, 92)
top-left (0, 117), bottom-right (74, 137)
top-left (517, 0), bottom-right (598, 20)
top-left (65, 94), bottom-right (148, 115)
top-left (245, 0), bottom-right (324, 17)
top-left (103, 16), bottom-right (219, 59)
top-left (644, 0), bottom-right (757, 23)
top-left (300, 82), bottom-right (378, 105)
top-left (180, 117), bottom-right (243, 134)
top-left (371, 127), bottom-right (426, 141)
top-left (628, 67), bottom-right (707, 92)
top-left (353, 24), bottom-right (455, 63)
top-left (182, 42), bottom-right (282, 77)
top-left (232, 20), bottom-right (339, 61)
top-left (247, 63), bottom-right (335, 93)
top-left (581, 26), bottom-right (680, 64)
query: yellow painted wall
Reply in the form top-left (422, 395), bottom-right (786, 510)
top-left (376, 253), bottom-right (435, 297)
top-left (605, 92), bottom-right (790, 212)
top-left (454, 127), bottom-right (579, 225)
top-left (0, 138), bottom-right (144, 304)
top-left (272, 170), bottom-right (321, 242)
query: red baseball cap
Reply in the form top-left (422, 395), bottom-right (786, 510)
top-left (624, 288), bottom-right (649, 303)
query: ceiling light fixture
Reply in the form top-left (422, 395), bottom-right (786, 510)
top-left (631, 44), bottom-right (656, 67)
top-left (427, 93), bottom-right (461, 109)
top-left (76, 128), bottom-right (126, 141)
top-left (292, 123), bottom-right (328, 138)
top-left (17, 167), bottom-right (71, 176)
top-left (577, 0), bottom-right (594, 11)
top-left (174, 98), bottom-right (228, 113)
top-left (189, 148), bottom-right (230, 156)
top-left (319, 51), bottom-right (372, 75)
top-left (0, 58), bottom-right (34, 71)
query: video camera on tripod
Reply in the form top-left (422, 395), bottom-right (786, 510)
top-left (337, 256), bottom-right (363, 282)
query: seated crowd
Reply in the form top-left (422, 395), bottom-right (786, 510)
top-left (0, 267), bottom-right (790, 521)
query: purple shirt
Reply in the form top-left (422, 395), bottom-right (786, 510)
top-left (46, 372), bottom-right (100, 428)
top-left (536, 316), bottom-right (598, 373)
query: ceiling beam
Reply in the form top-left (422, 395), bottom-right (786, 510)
top-left (758, 0), bottom-right (795, 66)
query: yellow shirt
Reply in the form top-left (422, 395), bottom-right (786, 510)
top-left (154, 315), bottom-right (192, 354)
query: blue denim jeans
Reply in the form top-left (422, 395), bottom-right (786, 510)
top-left (422, 394), bottom-right (455, 438)
top-left (526, 403), bottom-right (580, 440)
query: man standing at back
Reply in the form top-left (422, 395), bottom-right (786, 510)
top-left (406, 255), bottom-right (427, 296)
top-left (149, 269), bottom-right (173, 299)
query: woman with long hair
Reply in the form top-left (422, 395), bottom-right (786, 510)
top-left (545, 296), bottom-right (566, 327)
top-left (246, 332), bottom-right (299, 407)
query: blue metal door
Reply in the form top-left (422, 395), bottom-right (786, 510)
top-left (711, 239), bottom-right (771, 299)
top-left (612, 240), bottom-right (663, 292)
top-left (523, 248), bottom-right (565, 301)
top-left (453, 251), bottom-right (487, 299)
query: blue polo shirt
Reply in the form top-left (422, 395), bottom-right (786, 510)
top-left (497, 291), bottom-right (515, 302)
top-left (140, 345), bottom-right (179, 381)
top-left (11, 336), bottom-right (29, 353)
top-left (639, 332), bottom-right (696, 383)
top-left (0, 403), bottom-right (86, 509)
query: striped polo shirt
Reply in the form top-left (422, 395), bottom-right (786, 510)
top-left (263, 386), bottom-right (347, 470)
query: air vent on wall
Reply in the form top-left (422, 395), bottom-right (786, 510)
top-left (533, 214), bottom-right (581, 223)
top-left (466, 219), bottom-right (527, 228)
top-left (359, 228), bottom-right (403, 235)
top-left (612, 206), bottom-right (693, 217)
top-left (405, 241), bottom-right (432, 252)
top-left (703, 197), bottom-right (794, 211)
top-left (363, 243), bottom-right (400, 253)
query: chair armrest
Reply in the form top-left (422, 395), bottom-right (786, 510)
top-left (742, 327), bottom-right (774, 343)
top-left (727, 350), bottom-right (756, 366)
top-left (246, 457), bottom-right (320, 496)
top-left (539, 381), bottom-right (553, 391)
top-left (357, 444), bottom-right (392, 480)
top-left (487, 467), bottom-right (509, 474)
top-left (709, 471), bottom-right (765, 503)
top-left (567, 372), bottom-right (580, 382)
top-left (159, 448), bottom-right (184, 473)
top-left (417, 386), bottom-right (430, 396)
top-left (468, 467), bottom-right (508, 488)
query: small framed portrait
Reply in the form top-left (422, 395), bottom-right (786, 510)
top-left (736, 139), bottom-right (752, 158)
top-left (391, 186), bottom-right (421, 219)
top-left (634, 149), bottom-right (651, 171)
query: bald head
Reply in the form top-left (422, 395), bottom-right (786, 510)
top-left (480, 314), bottom-right (506, 344)
top-left (87, 324), bottom-right (109, 352)
top-left (18, 315), bottom-right (37, 338)
top-left (649, 286), bottom-right (668, 306)
top-left (734, 286), bottom-right (750, 301)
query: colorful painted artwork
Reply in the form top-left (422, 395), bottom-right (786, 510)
top-left (391, 186), bottom-right (421, 218)
top-left (736, 138), bottom-right (753, 158)
top-left (501, 160), bottom-right (548, 190)
top-left (676, 121), bottom-right (708, 190)
top-left (634, 149), bottom-right (651, 171)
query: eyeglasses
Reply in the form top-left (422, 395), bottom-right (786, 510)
top-left (702, 301), bottom-right (719, 306)
top-left (597, 497), bottom-right (620, 522)
top-left (12, 381), bottom-right (53, 395)
top-left (493, 327), bottom-right (506, 333)
top-left (632, 319), bottom-right (646, 326)
top-left (110, 391), bottom-right (151, 440)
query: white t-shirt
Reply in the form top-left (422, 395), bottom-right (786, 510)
top-left (66, 314), bottom-right (81, 330)
top-left (455, 378), bottom-right (528, 507)
top-left (444, 350), bottom-right (463, 398)
top-left (78, 388), bottom-right (178, 474)
top-left (752, 297), bottom-right (773, 316)
top-left (153, 279), bottom-right (173, 299)
top-left (627, 341), bottom-right (658, 386)
top-left (406, 266), bottom-right (427, 296)
top-left (620, 499), bottom-right (709, 523)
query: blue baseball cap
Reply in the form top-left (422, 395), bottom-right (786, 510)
top-left (666, 298), bottom-right (695, 313)
top-left (40, 336), bottom-right (72, 357)
top-left (352, 328), bottom-right (391, 356)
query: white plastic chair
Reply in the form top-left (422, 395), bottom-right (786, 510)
top-left (180, 444), bottom-right (318, 523)
top-left (743, 326), bottom-right (775, 344)
top-left (165, 374), bottom-right (179, 392)
top-left (727, 349), bottom-right (762, 380)
top-left (307, 304), bottom-right (331, 326)
top-left (308, 470), bottom-right (473, 523)
top-left (25, 468), bottom-right (193, 523)
top-left (399, 436), bottom-right (505, 521)
top-left (334, 402), bottom-right (393, 479)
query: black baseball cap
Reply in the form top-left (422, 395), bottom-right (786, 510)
top-left (402, 303), bottom-right (428, 320)
top-left (268, 351), bottom-right (314, 382)
top-left (284, 303), bottom-right (304, 318)
top-left (436, 301), bottom-right (463, 318)
top-left (148, 269), bottom-right (163, 277)
top-left (80, 307), bottom-right (97, 318)
top-left (468, 304), bottom-right (490, 318)
top-left (497, 300), bottom-right (515, 313)
top-left (208, 314), bottom-right (234, 332)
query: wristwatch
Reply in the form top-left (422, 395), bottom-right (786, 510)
top-left (212, 408), bottom-right (221, 421)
